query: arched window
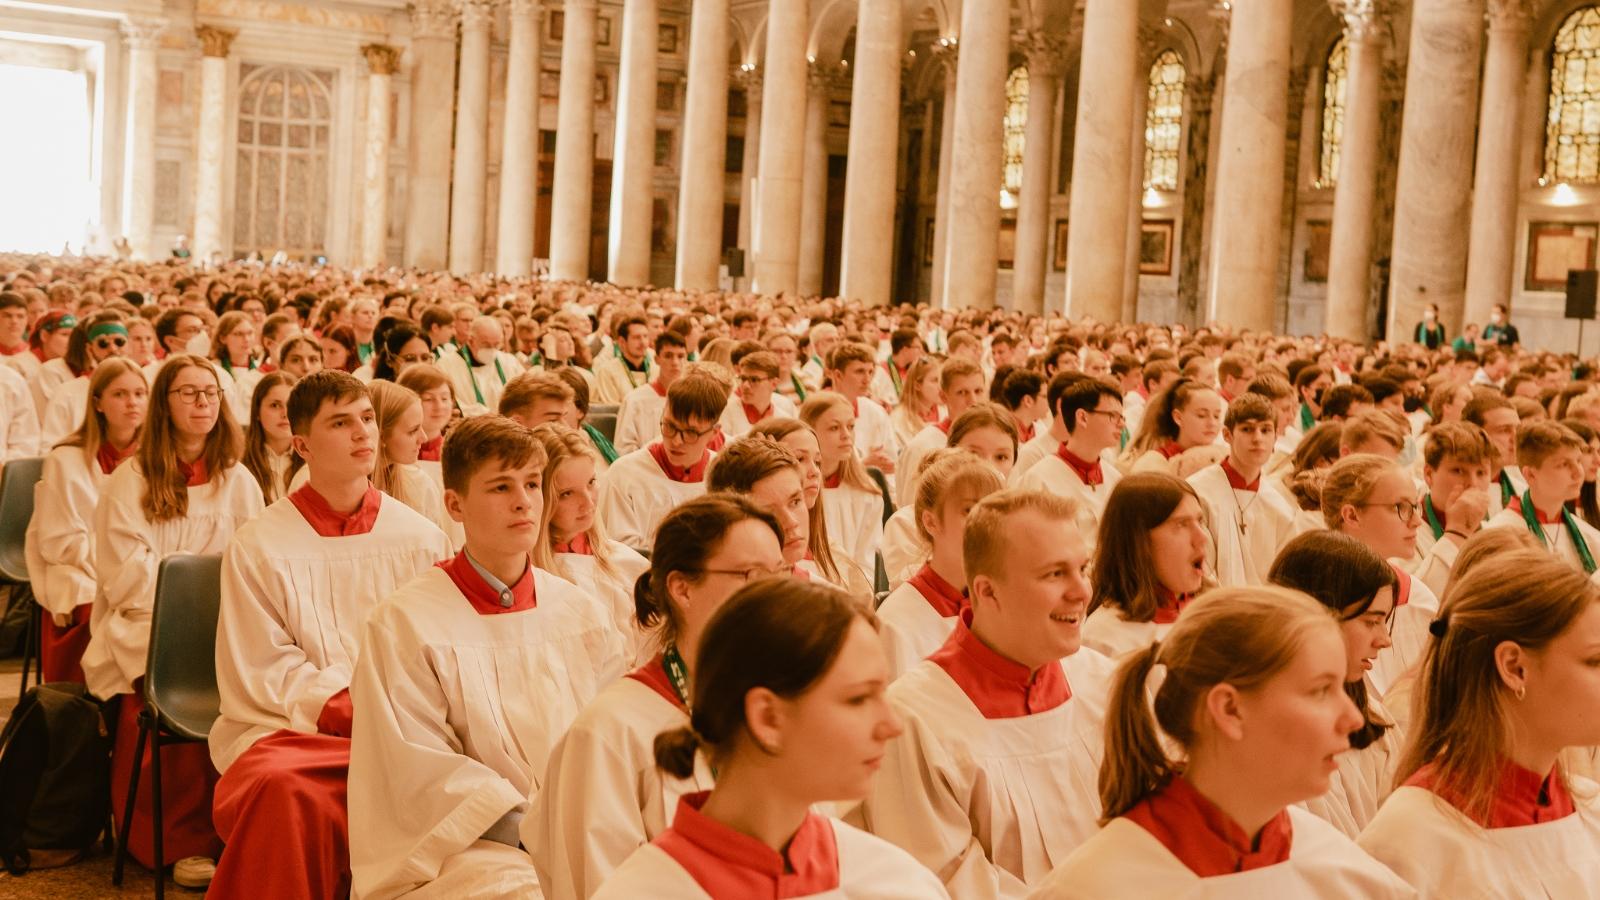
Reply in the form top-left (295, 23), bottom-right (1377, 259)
top-left (1001, 65), bottom-right (1028, 207)
top-left (1143, 50), bottom-right (1185, 192)
top-left (1320, 36), bottom-right (1348, 187)
top-left (234, 64), bottom-right (334, 260)
top-left (1546, 6), bottom-right (1600, 183)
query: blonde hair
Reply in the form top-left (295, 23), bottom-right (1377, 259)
top-left (1339, 410), bottom-right (1407, 455)
top-left (1311, 453), bottom-right (1400, 529)
top-left (913, 452), bottom-right (1004, 544)
top-left (527, 423), bottom-right (620, 582)
top-left (368, 380), bottom-right (422, 507)
top-left (798, 392), bottom-right (878, 493)
top-left (946, 401), bottom-right (1019, 456)
top-left (962, 489), bottom-right (1076, 582)
top-left (60, 357), bottom-right (146, 460)
top-left (1100, 586), bottom-right (1340, 820)
top-left (893, 355), bottom-right (942, 425)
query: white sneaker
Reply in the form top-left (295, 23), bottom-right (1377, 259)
top-left (172, 856), bottom-right (216, 889)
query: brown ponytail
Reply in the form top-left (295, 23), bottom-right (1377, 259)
top-left (653, 727), bottom-right (702, 780)
top-left (1100, 641), bottom-right (1172, 821)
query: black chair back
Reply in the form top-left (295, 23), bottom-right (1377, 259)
top-left (142, 555), bottom-right (224, 742)
top-left (0, 456), bottom-right (43, 584)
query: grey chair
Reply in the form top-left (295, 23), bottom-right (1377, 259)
top-left (865, 466), bottom-right (895, 525)
top-left (0, 456), bottom-right (44, 702)
top-left (585, 404), bottom-right (621, 444)
top-left (112, 554), bottom-right (224, 900)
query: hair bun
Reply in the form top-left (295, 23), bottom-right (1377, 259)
top-left (1428, 617), bottom-right (1448, 638)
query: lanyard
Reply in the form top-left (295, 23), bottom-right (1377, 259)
top-left (459, 345), bottom-right (506, 406)
top-left (1119, 426), bottom-right (1130, 452)
top-left (582, 422), bottom-right (619, 463)
top-left (1299, 403), bottom-right (1315, 433)
top-left (1500, 471), bottom-right (1515, 508)
top-left (662, 643), bottom-right (691, 708)
top-left (1520, 489), bottom-right (1597, 574)
top-left (887, 362), bottom-right (903, 398)
top-left (791, 372), bottom-right (807, 402)
top-left (1423, 494), bottom-right (1445, 540)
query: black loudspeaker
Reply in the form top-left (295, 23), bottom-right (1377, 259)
top-left (1567, 269), bottom-right (1599, 319)
top-left (723, 248), bottom-right (745, 279)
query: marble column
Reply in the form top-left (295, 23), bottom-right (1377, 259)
top-left (1009, 33), bottom-right (1065, 315)
top-left (1387, 0), bottom-right (1485, 337)
top-left (797, 64), bottom-right (832, 297)
top-left (675, 0), bottom-right (731, 290)
top-left (838, 0), bottom-right (904, 306)
top-left (120, 17), bottom-right (164, 261)
top-left (939, 6), bottom-right (1010, 309)
top-left (550, 0), bottom-right (599, 281)
top-left (735, 68), bottom-right (762, 266)
top-left (447, 0), bottom-right (494, 274)
top-left (405, 1), bottom-right (457, 269)
top-left (1324, 1), bottom-right (1387, 340)
top-left (360, 44), bottom-right (401, 268)
top-left (753, 0), bottom-right (810, 294)
top-left (192, 25), bottom-right (235, 265)
top-left (928, 44), bottom-right (957, 307)
top-left (1205, 0), bottom-right (1293, 330)
top-left (1062, 0), bottom-right (1138, 320)
top-left (1123, 40), bottom-right (1152, 323)
top-left (1464, 0), bottom-right (1533, 327)
top-left (608, 0), bottom-right (660, 286)
top-left (496, 0), bottom-right (541, 276)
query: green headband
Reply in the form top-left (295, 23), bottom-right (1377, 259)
top-left (88, 322), bottom-right (130, 341)
top-left (47, 314), bottom-right (77, 331)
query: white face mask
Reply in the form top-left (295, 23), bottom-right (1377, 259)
top-left (1491, 313), bottom-right (1503, 324)
top-left (185, 332), bottom-right (211, 357)
top-left (1424, 310), bottom-right (1436, 321)
top-left (473, 346), bottom-right (498, 365)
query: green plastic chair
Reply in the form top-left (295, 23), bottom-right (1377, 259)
top-left (0, 456), bottom-right (44, 703)
top-left (112, 554), bottom-right (223, 899)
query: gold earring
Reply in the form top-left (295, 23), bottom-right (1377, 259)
top-left (1515, 685), bottom-right (1527, 701)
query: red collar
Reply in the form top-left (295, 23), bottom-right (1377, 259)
top-left (436, 551), bottom-right (538, 615)
top-left (849, 397), bottom-right (860, 417)
top-left (928, 609), bottom-right (1070, 718)
top-left (1220, 458), bottom-right (1260, 492)
top-left (1508, 494), bottom-right (1565, 525)
top-left (741, 399), bottom-right (771, 425)
top-left (1405, 759), bottom-right (1576, 828)
top-left (649, 441), bottom-right (710, 483)
top-left (907, 563), bottom-right (966, 618)
top-left (920, 406), bottom-right (942, 424)
top-left (650, 379), bottom-right (668, 397)
top-left (95, 440), bottom-right (137, 476)
top-left (30, 346), bottom-right (46, 363)
top-left (625, 653), bottom-right (686, 712)
top-left (655, 792), bottom-right (839, 899)
top-left (0, 342), bottom-right (26, 356)
top-left (1154, 588), bottom-right (1192, 625)
top-left (1158, 441), bottom-right (1186, 460)
top-left (823, 470), bottom-right (843, 489)
top-left (553, 532), bottom-right (593, 555)
top-left (707, 429), bottom-right (727, 453)
top-left (1219, 388), bottom-right (1235, 403)
top-left (1124, 776), bottom-right (1293, 877)
top-left (934, 417), bottom-right (953, 436)
top-left (1136, 385), bottom-right (1150, 399)
top-left (791, 563), bottom-right (811, 580)
top-left (1017, 421), bottom-right (1035, 444)
top-left (418, 435), bottom-right (443, 462)
top-left (177, 457), bottom-right (209, 487)
top-left (288, 483), bottom-right (383, 537)
top-left (1390, 563), bottom-right (1412, 607)
top-left (1057, 445), bottom-right (1103, 486)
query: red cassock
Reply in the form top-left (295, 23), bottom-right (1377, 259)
top-left (112, 684), bottom-right (222, 868)
top-left (38, 604), bottom-right (91, 684)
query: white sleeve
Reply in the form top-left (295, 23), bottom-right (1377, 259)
top-left (597, 465), bottom-right (648, 551)
top-left (2, 372), bottom-right (39, 459)
top-left (614, 392), bottom-right (646, 456)
top-left (39, 390), bottom-right (78, 450)
top-left (29, 453), bottom-right (97, 616)
top-left (525, 720), bottom-right (651, 900)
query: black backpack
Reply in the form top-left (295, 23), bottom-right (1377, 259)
top-left (0, 682), bottom-right (112, 874)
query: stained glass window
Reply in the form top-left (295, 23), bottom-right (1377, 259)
top-left (1002, 65), bottom-right (1029, 204)
top-left (1321, 36), bottom-right (1348, 187)
top-left (234, 65), bottom-right (333, 260)
top-left (1546, 6), bottom-right (1600, 183)
top-left (1144, 50), bottom-right (1185, 192)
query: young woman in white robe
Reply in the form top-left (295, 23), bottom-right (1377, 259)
top-left (1031, 586), bottom-right (1413, 899)
top-left (800, 392), bottom-right (884, 584)
top-left (593, 579), bottom-right (949, 900)
top-left (1358, 551), bottom-right (1600, 897)
top-left (750, 417), bottom-right (858, 592)
top-left (1267, 531), bottom-right (1405, 837)
top-left (528, 495), bottom-right (788, 899)
top-left (528, 423), bottom-right (650, 656)
top-left (83, 355), bottom-right (266, 877)
top-left (856, 491), bottom-right (1116, 896)
top-left (706, 435), bottom-right (845, 592)
top-left (1082, 473), bottom-right (1210, 659)
top-left (25, 358), bottom-right (145, 684)
top-left (1312, 454), bottom-right (1438, 697)
top-left (876, 453), bottom-right (1003, 678)
top-left (239, 372), bottom-right (296, 504)
top-left (348, 416), bottom-right (627, 900)
top-left (367, 380), bottom-right (454, 546)
top-left (1118, 378), bottom-right (1224, 476)
top-left (213, 311), bottom-right (263, 416)
top-left (888, 356), bottom-right (942, 448)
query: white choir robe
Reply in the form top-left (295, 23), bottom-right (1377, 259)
top-left (25, 445), bottom-right (107, 620)
top-left (31, 356), bottom-right (74, 418)
top-left (437, 349), bottom-right (525, 417)
top-left (592, 353), bottom-right (655, 405)
top-left (850, 396), bottom-right (899, 470)
top-left (1015, 453), bottom-right (1121, 557)
top-left (396, 463), bottom-right (457, 552)
top-left (1032, 806), bottom-right (1415, 899)
top-left (551, 539), bottom-right (652, 662)
top-left (82, 461), bottom-right (264, 699)
top-left (38, 375), bottom-right (89, 450)
top-left (1299, 686), bottom-right (1403, 839)
top-left (229, 365), bottom-right (263, 410)
top-left (879, 507), bottom-right (926, 590)
top-left (857, 630), bottom-right (1115, 898)
top-left (1081, 607), bottom-right (1172, 660)
top-left (891, 406), bottom-right (934, 449)
top-left (822, 482), bottom-right (883, 583)
top-left (1188, 464), bottom-right (1297, 587)
top-left (1008, 429), bottom-right (1057, 486)
top-left (1487, 468), bottom-right (1527, 518)
top-left (0, 362), bottom-right (39, 460)
top-left (876, 571), bottom-right (962, 679)
top-left (1485, 506), bottom-right (1600, 585)
top-left (1, 347), bottom-right (41, 385)
top-left (869, 362), bottom-right (907, 407)
top-left (1122, 390), bottom-right (1148, 438)
top-left (348, 564), bottom-right (626, 900)
top-left (1405, 522), bottom-right (1458, 600)
top-left (595, 806), bottom-right (949, 900)
top-left (525, 664), bottom-right (713, 900)
top-left (1369, 568), bottom-right (1438, 699)
top-left (597, 447), bottom-right (710, 551)
top-left (895, 423), bottom-right (946, 507)
top-left (1358, 778), bottom-right (1600, 898)
top-left (718, 391), bottom-right (797, 439)
top-left (209, 491), bottom-right (449, 771)
top-left (613, 382), bottom-right (666, 456)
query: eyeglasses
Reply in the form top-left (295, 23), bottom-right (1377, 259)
top-left (1085, 408), bottom-right (1126, 427)
top-left (396, 353), bottom-right (432, 365)
top-left (168, 386), bottom-right (221, 405)
top-left (94, 337), bottom-right (128, 351)
top-left (1361, 500), bottom-right (1421, 524)
top-left (688, 564), bottom-right (792, 583)
top-left (661, 418), bottom-right (718, 441)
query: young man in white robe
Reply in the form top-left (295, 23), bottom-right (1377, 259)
top-left (1015, 378), bottom-right (1124, 554)
top-left (591, 313), bottom-right (656, 405)
top-left (868, 328), bottom-right (924, 407)
top-left (826, 342), bottom-right (898, 478)
top-left (1187, 394), bottom-right (1297, 587)
top-left (1465, 392), bottom-right (1525, 517)
top-left (895, 358), bottom-right (986, 507)
top-left (0, 360), bottom-right (38, 462)
top-left (598, 371), bottom-right (727, 551)
top-left (613, 330), bottom-right (687, 454)
top-left (856, 489), bottom-right (1114, 897)
top-left (207, 371), bottom-right (450, 900)
top-left (719, 349), bottom-right (796, 438)
top-left (1406, 421), bottom-right (1495, 597)
top-left (348, 416), bottom-right (626, 899)
top-left (1485, 420), bottom-right (1600, 581)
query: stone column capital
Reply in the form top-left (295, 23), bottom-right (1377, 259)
top-left (807, 60), bottom-right (845, 92)
top-left (1018, 29), bottom-right (1069, 78)
top-left (734, 65), bottom-right (762, 93)
top-left (458, 0), bottom-right (499, 30)
top-left (928, 38), bottom-right (958, 70)
top-left (362, 43), bottom-right (403, 75)
top-left (1486, 0), bottom-right (1534, 31)
top-left (121, 17), bottom-right (168, 50)
top-left (408, 0), bottom-right (458, 39)
top-left (506, 0), bottom-right (540, 18)
top-left (1330, 0), bottom-right (1389, 44)
top-left (195, 24), bottom-right (237, 58)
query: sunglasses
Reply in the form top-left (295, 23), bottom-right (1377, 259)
top-left (94, 337), bottom-right (128, 350)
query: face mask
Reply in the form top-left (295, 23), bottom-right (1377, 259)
top-left (1424, 310), bottom-right (1436, 322)
top-left (1491, 314), bottom-right (1503, 324)
top-left (473, 346), bottom-right (497, 365)
top-left (185, 332), bottom-right (211, 357)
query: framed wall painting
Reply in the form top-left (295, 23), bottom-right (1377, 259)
top-left (1052, 219), bottom-right (1068, 271)
top-left (1304, 219), bottom-right (1332, 283)
top-left (658, 23), bottom-right (679, 54)
top-left (1526, 221), bottom-right (1599, 292)
top-left (549, 11), bottom-right (610, 47)
top-left (1139, 219), bottom-right (1175, 276)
